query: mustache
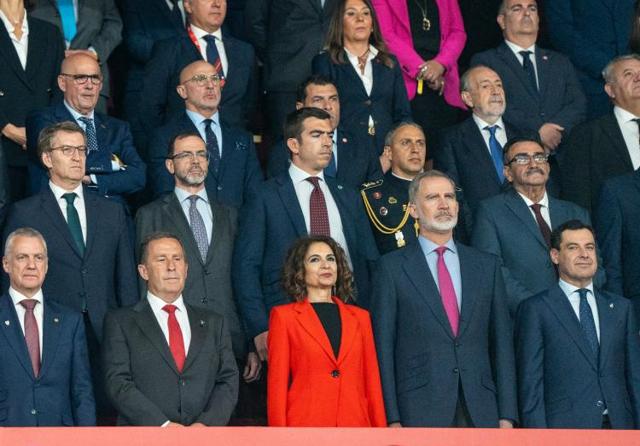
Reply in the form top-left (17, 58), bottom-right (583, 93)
top-left (525, 167), bottom-right (545, 175)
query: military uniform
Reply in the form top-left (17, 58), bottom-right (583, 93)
top-left (361, 171), bottom-right (418, 255)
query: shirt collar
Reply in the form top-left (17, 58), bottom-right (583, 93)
top-left (49, 181), bottom-right (85, 202)
top-left (147, 292), bottom-right (187, 314)
top-left (504, 39), bottom-right (536, 56)
top-left (9, 287), bottom-right (43, 307)
top-left (472, 114), bottom-right (505, 132)
top-left (517, 191), bottom-right (549, 208)
top-left (64, 100), bottom-right (95, 121)
top-left (288, 162), bottom-right (326, 184)
top-left (0, 10), bottom-right (28, 38)
top-left (191, 24), bottom-right (222, 42)
top-left (613, 105), bottom-right (640, 123)
top-left (558, 279), bottom-right (594, 299)
top-left (174, 185), bottom-right (209, 204)
top-left (418, 235), bottom-right (457, 256)
top-left (185, 109), bottom-right (220, 128)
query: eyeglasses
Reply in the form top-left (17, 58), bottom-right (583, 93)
top-left (168, 151), bottom-right (210, 162)
top-left (507, 153), bottom-right (549, 165)
top-left (184, 73), bottom-right (221, 87)
top-left (49, 145), bottom-right (87, 157)
top-left (60, 73), bottom-right (103, 85)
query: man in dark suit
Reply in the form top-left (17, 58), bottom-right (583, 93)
top-left (26, 53), bottom-right (146, 206)
top-left (267, 75), bottom-right (381, 189)
top-left (140, 0), bottom-right (255, 135)
top-left (472, 137), bottom-right (601, 315)
top-left (147, 60), bottom-right (262, 207)
top-left (30, 0), bottom-right (123, 112)
top-left (245, 0), bottom-right (336, 138)
top-left (516, 220), bottom-right (640, 429)
top-left (561, 54), bottom-right (640, 213)
top-left (370, 170), bottom-right (517, 428)
top-left (0, 227), bottom-right (95, 426)
top-left (471, 0), bottom-right (586, 154)
top-left (103, 232), bottom-right (238, 426)
top-left (233, 107), bottom-right (379, 361)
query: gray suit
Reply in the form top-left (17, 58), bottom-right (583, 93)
top-left (102, 299), bottom-right (238, 426)
top-left (471, 189), bottom-right (605, 315)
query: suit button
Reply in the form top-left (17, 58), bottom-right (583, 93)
top-left (364, 100), bottom-right (372, 106)
top-left (31, 409), bottom-right (37, 415)
top-left (596, 400), bottom-right (604, 407)
top-left (331, 369), bottom-right (340, 378)
top-left (180, 379), bottom-right (186, 386)
top-left (453, 367), bottom-right (459, 374)
top-left (455, 342), bottom-right (461, 347)
top-left (0, 90), bottom-right (4, 96)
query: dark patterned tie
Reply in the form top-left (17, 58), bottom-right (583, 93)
top-left (577, 288), bottom-right (599, 356)
top-left (306, 177), bottom-right (331, 236)
top-left (202, 34), bottom-right (223, 77)
top-left (188, 195), bottom-right (208, 261)
top-left (62, 192), bottom-right (85, 255)
top-left (519, 50), bottom-right (539, 93)
top-left (484, 125), bottom-right (504, 182)
top-left (20, 299), bottom-right (40, 377)
top-left (162, 304), bottom-right (186, 372)
top-left (77, 116), bottom-right (98, 155)
top-left (203, 118), bottom-right (221, 177)
top-left (530, 203), bottom-right (551, 248)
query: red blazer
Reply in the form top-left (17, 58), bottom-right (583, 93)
top-left (267, 297), bottom-right (387, 427)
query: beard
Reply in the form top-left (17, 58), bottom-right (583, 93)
top-left (421, 214), bottom-right (458, 233)
top-left (176, 169), bottom-right (206, 186)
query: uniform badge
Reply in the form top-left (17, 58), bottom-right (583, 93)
top-left (388, 196), bottom-right (398, 204)
top-left (379, 207), bottom-right (388, 216)
top-left (373, 192), bottom-right (382, 200)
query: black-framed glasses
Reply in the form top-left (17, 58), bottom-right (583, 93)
top-left (49, 145), bottom-right (87, 157)
top-left (168, 151), bottom-right (211, 162)
top-left (507, 153), bottom-right (549, 165)
top-left (60, 73), bottom-right (103, 85)
top-left (184, 73), bottom-right (221, 87)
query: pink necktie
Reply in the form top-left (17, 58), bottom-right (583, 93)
top-left (20, 299), bottom-right (40, 377)
top-left (163, 304), bottom-right (186, 372)
top-left (435, 246), bottom-right (459, 336)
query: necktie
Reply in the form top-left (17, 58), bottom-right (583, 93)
top-left (577, 288), bottom-right (599, 356)
top-left (163, 304), bottom-right (186, 372)
top-left (20, 299), bottom-right (40, 377)
top-left (435, 246), bottom-right (459, 336)
top-left (633, 118), bottom-right (640, 147)
top-left (484, 125), bottom-right (504, 182)
top-left (169, 0), bottom-right (184, 28)
top-left (78, 117), bottom-right (99, 155)
top-left (306, 177), bottom-right (331, 236)
top-left (519, 50), bottom-right (538, 93)
top-left (188, 195), bottom-right (209, 261)
top-left (530, 203), bottom-right (551, 248)
top-left (203, 119), bottom-right (221, 176)
top-left (57, 0), bottom-right (77, 42)
top-left (202, 35), bottom-right (223, 77)
top-left (62, 192), bottom-right (85, 255)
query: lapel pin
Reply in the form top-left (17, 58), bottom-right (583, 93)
top-left (199, 320), bottom-right (205, 327)
top-left (542, 55), bottom-right (548, 60)
top-left (342, 137), bottom-right (347, 143)
top-left (337, 185), bottom-right (343, 190)
top-left (53, 317), bottom-right (59, 323)
top-left (610, 303), bottom-right (614, 309)
top-left (4, 320), bottom-right (9, 326)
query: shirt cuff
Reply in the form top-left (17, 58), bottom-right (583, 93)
top-left (161, 420), bottom-right (171, 427)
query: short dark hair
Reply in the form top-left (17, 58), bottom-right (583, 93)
top-left (550, 220), bottom-right (595, 251)
top-left (167, 131), bottom-right (205, 157)
top-left (283, 107), bottom-right (332, 142)
top-left (37, 121), bottom-right (86, 160)
top-left (502, 135), bottom-right (545, 164)
top-left (139, 232), bottom-right (186, 264)
top-left (296, 74), bottom-right (336, 104)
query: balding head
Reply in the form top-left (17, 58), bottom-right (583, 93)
top-left (176, 61), bottom-right (221, 117)
top-left (58, 53), bottom-right (102, 115)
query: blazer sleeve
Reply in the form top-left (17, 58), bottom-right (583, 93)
top-left (140, 39), bottom-right (175, 133)
top-left (594, 182), bottom-right (624, 296)
top-left (390, 58), bottom-right (411, 122)
top-left (546, 56), bottom-right (587, 133)
top-left (147, 128), bottom-right (176, 198)
top-left (114, 204), bottom-right (139, 307)
top-left (360, 311), bottom-right (387, 427)
top-left (122, 0), bottom-right (154, 64)
top-left (267, 307), bottom-right (290, 426)
top-left (82, 0), bottom-right (123, 62)
top-left (559, 123), bottom-right (592, 211)
top-left (624, 300), bottom-right (640, 428)
top-left (432, 0), bottom-right (466, 73)
top-left (70, 311), bottom-right (97, 426)
top-left (241, 136), bottom-right (264, 204)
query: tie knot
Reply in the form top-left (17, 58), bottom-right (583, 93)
top-left (202, 34), bottom-right (216, 44)
top-left (577, 288), bottom-right (589, 301)
top-left (20, 299), bottom-right (38, 311)
top-left (188, 195), bottom-right (199, 205)
top-left (530, 203), bottom-right (542, 212)
top-left (203, 118), bottom-right (213, 127)
top-left (435, 246), bottom-right (448, 257)
top-left (78, 116), bottom-right (93, 126)
top-left (62, 192), bottom-right (77, 205)
top-left (484, 125), bottom-right (499, 137)
top-left (519, 50), bottom-right (532, 59)
top-left (163, 304), bottom-right (178, 315)
top-left (306, 176), bottom-right (321, 188)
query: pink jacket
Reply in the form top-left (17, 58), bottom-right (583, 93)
top-left (372, 0), bottom-right (466, 108)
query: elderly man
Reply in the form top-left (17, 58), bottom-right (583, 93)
top-left (0, 227), bottom-right (95, 426)
top-left (371, 170), bottom-right (516, 428)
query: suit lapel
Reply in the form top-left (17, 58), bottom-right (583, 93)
top-left (326, 178), bottom-right (359, 254)
top-left (534, 46), bottom-right (549, 99)
top-left (94, 113), bottom-right (108, 152)
top-left (183, 305), bottom-right (205, 371)
top-left (457, 245), bottom-right (479, 338)
top-left (504, 190), bottom-right (547, 249)
top-left (461, 119), bottom-right (503, 185)
top-left (497, 42), bottom-right (539, 99)
top-left (277, 175), bottom-right (307, 236)
top-left (39, 301), bottom-right (63, 379)
top-left (41, 189), bottom-right (84, 258)
top-left (162, 193), bottom-right (206, 265)
top-left (335, 298), bottom-right (358, 365)
top-left (0, 295), bottom-right (35, 379)
top-left (595, 291), bottom-right (622, 372)
top-left (83, 191), bottom-right (99, 259)
top-left (0, 19), bottom-right (28, 88)
top-left (217, 125), bottom-right (235, 182)
top-left (204, 201), bottom-right (224, 264)
top-left (549, 196), bottom-right (571, 230)
top-left (601, 113), bottom-right (634, 171)
top-left (133, 300), bottom-right (180, 375)
top-left (25, 18), bottom-right (52, 84)
top-left (294, 300), bottom-right (336, 363)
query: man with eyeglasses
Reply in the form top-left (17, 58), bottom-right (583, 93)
top-left (471, 136), bottom-right (603, 315)
top-left (25, 53), bottom-right (146, 208)
top-left (2, 120), bottom-right (138, 422)
top-left (147, 60), bottom-right (261, 208)
top-left (136, 131), bottom-right (262, 423)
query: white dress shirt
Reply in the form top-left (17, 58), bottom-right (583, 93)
top-left (146, 292), bottom-right (191, 355)
top-left (518, 191), bottom-right (551, 228)
top-left (185, 109), bottom-right (224, 156)
top-left (288, 163), bottom-right (351, 264)
top-left (504, 40), bottom-right (539, 89)
top-left (9, 287), bottom-right (44, 360)
top-left (613, 106), bottom-right (640, 170)
top-left (0, 9), bottom-right (29, 69)
top-left (49, 181), bottom-right (88, 242)
top-left (472, 114), bottom-right (508, 155)
top-left (174, 186), bottom-right (213, 244)
top-left (190, 25), bottom-right (228, 76)
top-left (558, 280), bottom-right (600, 342)
top-left (345, 45), bottom-right (378, 130)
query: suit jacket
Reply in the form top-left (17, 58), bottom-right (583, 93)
top-left (266, 128), bottom-right (382, 189)
top-left (135, 192), bottom-right (247, 359)
top-left (232, 172), bottom-right (379, 340)
top-left (0, 294), bottom-right (95, 426)
top-left (30, 0), bottom-right (123, 99)
top-left (245, 0), bottom-right (336, 93)
top-left (267, 298), bottom-right (386, 427)
top-left (147, 111), bottom-right (262, 208)
top-left (0, 16), bottom-right (64, 167)
top-left (371, 0), bottom-right (466, 107)
top-left (26, 102), bottom-right (146, 203)
top-left (102, 299), bottom-right (239, 426)
top-left (516, 286), bottom-right (640, 428)
top-left (560, 112), bottom-right (634, 212)
top-left (471, 189), bottom-right (604, 315)
top-left (595, 170), bottom-right (640, 322)
top-left (370, 241), bottom-right (517, 427)
top-left (312, 52), bottom-right (412, 153)
top-left (2, 187), bottom-right (139, 341)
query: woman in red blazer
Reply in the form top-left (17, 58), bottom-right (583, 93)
top-left (267, 236), bottom-right (387, 427)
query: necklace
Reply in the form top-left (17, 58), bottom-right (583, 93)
top-left (356, 48), bottom-right (370, 75)
top-left (411, 0), bottom-right (431, 31)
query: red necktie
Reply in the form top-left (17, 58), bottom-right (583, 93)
top-left (306, 177), bottom-right (331, 236)
top-left (435, 246), bottom-right (459, 336)
top-left (20, 299), bottom-right (40, 377)
top-left (163, 304), bottom-right (185, 372)
top-left (530, 203), bottom-right (552, 248)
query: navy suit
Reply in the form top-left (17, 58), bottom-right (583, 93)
top-left (370, 241), bottom-right (517, 426)
top-left (147, 111), bottom-right (262, 208)
top-left (26, 102), bottom-right (146, 204)
top-left (516, 286), bottom-right (640, 428)
top-left (472, 189), bottom-right (604, 315)
top-left (266, 128), bottom-right (382, 188)
top-left (232, 172), bottom-right (379, 340)
top-left (0, 294), bottom-right (95, 426)
top-left (312, 52), bottom-right (412, 154)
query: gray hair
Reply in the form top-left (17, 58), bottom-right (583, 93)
top-left (4, 227), bottom-right (48, 257)
top-left (460, 65), bottom-right (496, 93)
top-left (408, 170), bottom-right (457, 204)
top-left (384, 121), bottom-right (424, 147)
top-left (602, 54), bottom-right (640, 83)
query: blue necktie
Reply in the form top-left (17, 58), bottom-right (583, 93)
top-left (188, 195), bottom-right (208, 262)
top-left (78, 117), bottom-right (99, 155)
top-left (577, 288), bottom-right (599, 356)
top-left (57, 0), bottom-right (77, 43)
top-left (201, 35), bottom-right (223, 78)
top-left (484, 125), bottom-right (504, 183)
top-left (203, 119), bottom-right (220, 176)
top-left (519, 50), bottom-right (539, 93)
top-left (62, 192), bottom-right (85, 256)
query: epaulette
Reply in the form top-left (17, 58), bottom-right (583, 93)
top-left (361, 178), bottom-right (384, 191)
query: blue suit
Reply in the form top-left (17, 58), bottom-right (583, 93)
top-left (232, 172), bottom-right (379, 340)
top-left (147, 111), bottom-right (262, 208)
top-left (516, 286), bottom-right (640, 428)
top-left (0, 294), bottom-right (95, 426)
top-left (25, 102), bottom-right (146, 204)
top-left (370, 241), bottom-right (517, 426)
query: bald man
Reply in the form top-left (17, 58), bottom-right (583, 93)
top-left (146, 60), bottom-right (261, 207)
top-left (26, 53), bottom-right (146, 206)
